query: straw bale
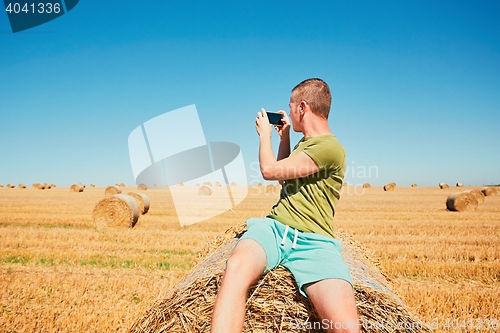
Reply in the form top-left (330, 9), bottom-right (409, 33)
top-left (456, 183), bottom-right (463, 187)
top-left (411, 183), bottom-right (417, 187)
top-left (70, 184), bottom-right (84, 192)
top-left (18, 184), bottom-right (26, 189)
top-left (128, 192), bottom-right (150, 215)
top-left (362, 183), bottom-right (371, 189)
top-left (214, 181), bottom-right (222, 187)
top-left (203, 182), bottom-right (212, 187)
top-left (90, 184), bottom-right (95, 187)
top-left (465, 189), bottom-right (485, 205)
top-left (44, 183), bottom-right (52, 189)
top-left (7, 184), bottom-right (15, 188)
top-left (79, 183), bottom-right (86, 188)
top-left (389, 182), bottom-right (396, 187)
top-left (118, 183), bottom-right (125, 187)
top-left (383, 183), bottom-right (395, 191)
top-left (51, 184), bottom-right (56, 188)
top-left (130, 226), bottom-right (430, 333)
top-left (231, 182), bottom-right (237, 186)
top-left (482, 187), bottom-right (497, 197)
top-left (257, 183), bottom-right (263, 187)
top-left (446, 192), bottom-right (478, 212)
top-left (0, 184), bottom-right (3, 187)
top-left (265, 184), bottom-right (278, 194)
top-left (179, 182), bottom-right (185, 186)
top-left (198, 185), bottom-right (212, 196)
top-left (137, 183), bottom-right (147, 190)
top-left (33, 183), bottom-right (45, 190)
top-left (439, 183), bottom-right (449, 189)
top-left (105, 185), bottom-right (122, 197)
top-left (92, 194), bottom-right (140, 228)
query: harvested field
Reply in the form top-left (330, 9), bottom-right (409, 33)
top-left (0, 186), bottom-right (499, 332)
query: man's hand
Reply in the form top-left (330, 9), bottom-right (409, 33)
top-left (274, 110), bottom-right (290, 138)
top-left (255, 108), bottom-right (273, 139)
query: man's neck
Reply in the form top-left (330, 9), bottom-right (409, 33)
top-left (301, 119), bottom-right (331, 137)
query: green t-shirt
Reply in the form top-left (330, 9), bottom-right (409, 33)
top-left (267, 134), bottom-right (346, 238)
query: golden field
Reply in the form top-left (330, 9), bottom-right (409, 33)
top-left (0, 185), bottom-right (499, 332)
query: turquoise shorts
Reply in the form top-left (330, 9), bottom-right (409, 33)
top-left (239, 217), bottom-right (352, 298)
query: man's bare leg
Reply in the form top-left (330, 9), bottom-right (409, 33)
top-left (210, 239), bottom-right (267, 333)
top-left (304, 279), bottom-right (360, 333)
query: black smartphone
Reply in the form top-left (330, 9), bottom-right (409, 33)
top-left (266, 111), bottom-right (284, 126)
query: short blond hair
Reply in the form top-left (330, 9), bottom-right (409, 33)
top-left (291, 78), bottom-right (331, 119)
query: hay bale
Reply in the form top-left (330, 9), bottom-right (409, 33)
top-left (203, 182), bottom-right (213, 187)
top-left (214, 181), bottom-right (222, 187)
top-left (119, 183), bottom-right (125, 187)
top-left (18, 184), bottom-right (26, 189)
top-left (456, 183), bottom-right (463, 187)
top-left (105, 185), bottom-right (122, 197)
top-left (231, 182), bottom-right (237, 186)
top-left (383, 183), bottom-right (395, 191)
top-left (362, 183), bottom-right (371, 189)
top-left (0, 184), bottom-right (3, 187)
top-left (90, 184), bottom-right (95, 187)
top-left (482, 187), bottom-right (497, 197)
top-left (138, 183), bottom-right (147, 190)
top-left (33, 183), bottom-right (45, 190)
top-left (465, 189), bottom-right (485, 205)
top-left (265, 184), bottom-right (278, 194)
top-left (411, 183), bottom-right (417, 187)
top-left (130, 226), bottom-right (431, 333)
top-left (44, 183), bottom-right (52, 189)
top-left (198, 185), bottom-right (212, 196)
top-left (439, 183), bottom-right (449, 189)
top-left (92, 194), bottom-right (140, 228)
top-left (70, 184), bottom-right (84, 192)
top-left (128, 192), bottom-right (150, 215)
top-left (51, 184), bottom-right (56, 188)
top-left (7, 184), bottom-right (15, 189)
top-left (446, 192), bottom-right (478, 212)
top-left (179, 182), bottom-right (185, 186)
top-left (79, 183), bottom-right (86, 188)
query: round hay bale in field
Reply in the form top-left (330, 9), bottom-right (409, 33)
top-left (446, 192), bottom-right (478, 212)
top-left (79, 183), bottom-right (86, 188)
top-left (362, 183), bottom-right (371, 189)
top-left (90, 184), bottom-right (95, 187)
top-left (127, 192), bottom-right (150, 215)
top-left (482, 187), bottom-right (497, 197)
top-left (105, 185), bottom-right (122, 196)
top-left (70, 184), bottom-right (84, 192)
top-left (257, 183), bottom-right (263, 187)
top-left (439, 183), bottom-right (449, 189)
top-left (138, 183), bottom-right (147, 190)
top-left (7, 184), bottom-right (15, 189)
top-left (18, 184), bottom-right (26, 189)
top-left (383, 183), bottom-right (395, 191)
top-left (179, 182), bottom-right (185, 186)
top-left (230, 182), bottom-right (237, 186)
top-left (92, 194), bottom-right (140, 228)
top-left (265, 184), bottom-right (277, 194)
top-left (203, 182), bottom-right (212, 187)
top-left (119, 183), bottom-right (125, 187)
top-left (465, 189), bottom-right (485, 205)
top-left (389, 182), bottom-right (396, 187)
top-left (198, 185), bottom-right (212, 196)
top-left (33, 183), bottom-right (45, 190)
top-left (411, 183), bottom-right (417, 187)
top-left (214, 181), bottom-right (222, 187)
top-left (456, 182), bottom-right (463, 187)
top-left (0, 184), bottom-right (3, 187)
top-left (129, 225), bottom-right (431, 333)
top-left (44, 183), bottom-right (52, 189)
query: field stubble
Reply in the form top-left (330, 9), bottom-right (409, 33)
top-left (0, 185), bottom-right (499, 332)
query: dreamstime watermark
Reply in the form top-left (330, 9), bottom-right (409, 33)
top-left (3, 0), bottom-right (80, 33)
top-left (128, 105), bottom-right (248, 226)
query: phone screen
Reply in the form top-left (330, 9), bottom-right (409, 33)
top-left (266, 112), bottom-right (283, 126)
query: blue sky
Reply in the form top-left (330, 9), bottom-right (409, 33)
top-left (1, 1), bottom-right (499, 187)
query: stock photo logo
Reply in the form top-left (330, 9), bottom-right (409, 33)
top-left (128, 105), bottom-right (248, 227)
top-left (3, 0), bottom-right (79, 33)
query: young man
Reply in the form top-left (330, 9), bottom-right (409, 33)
top-left (210, 78), bottom-right (359, 333)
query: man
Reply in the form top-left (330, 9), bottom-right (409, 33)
top-left (211, 78), bottom-right (359, 333)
